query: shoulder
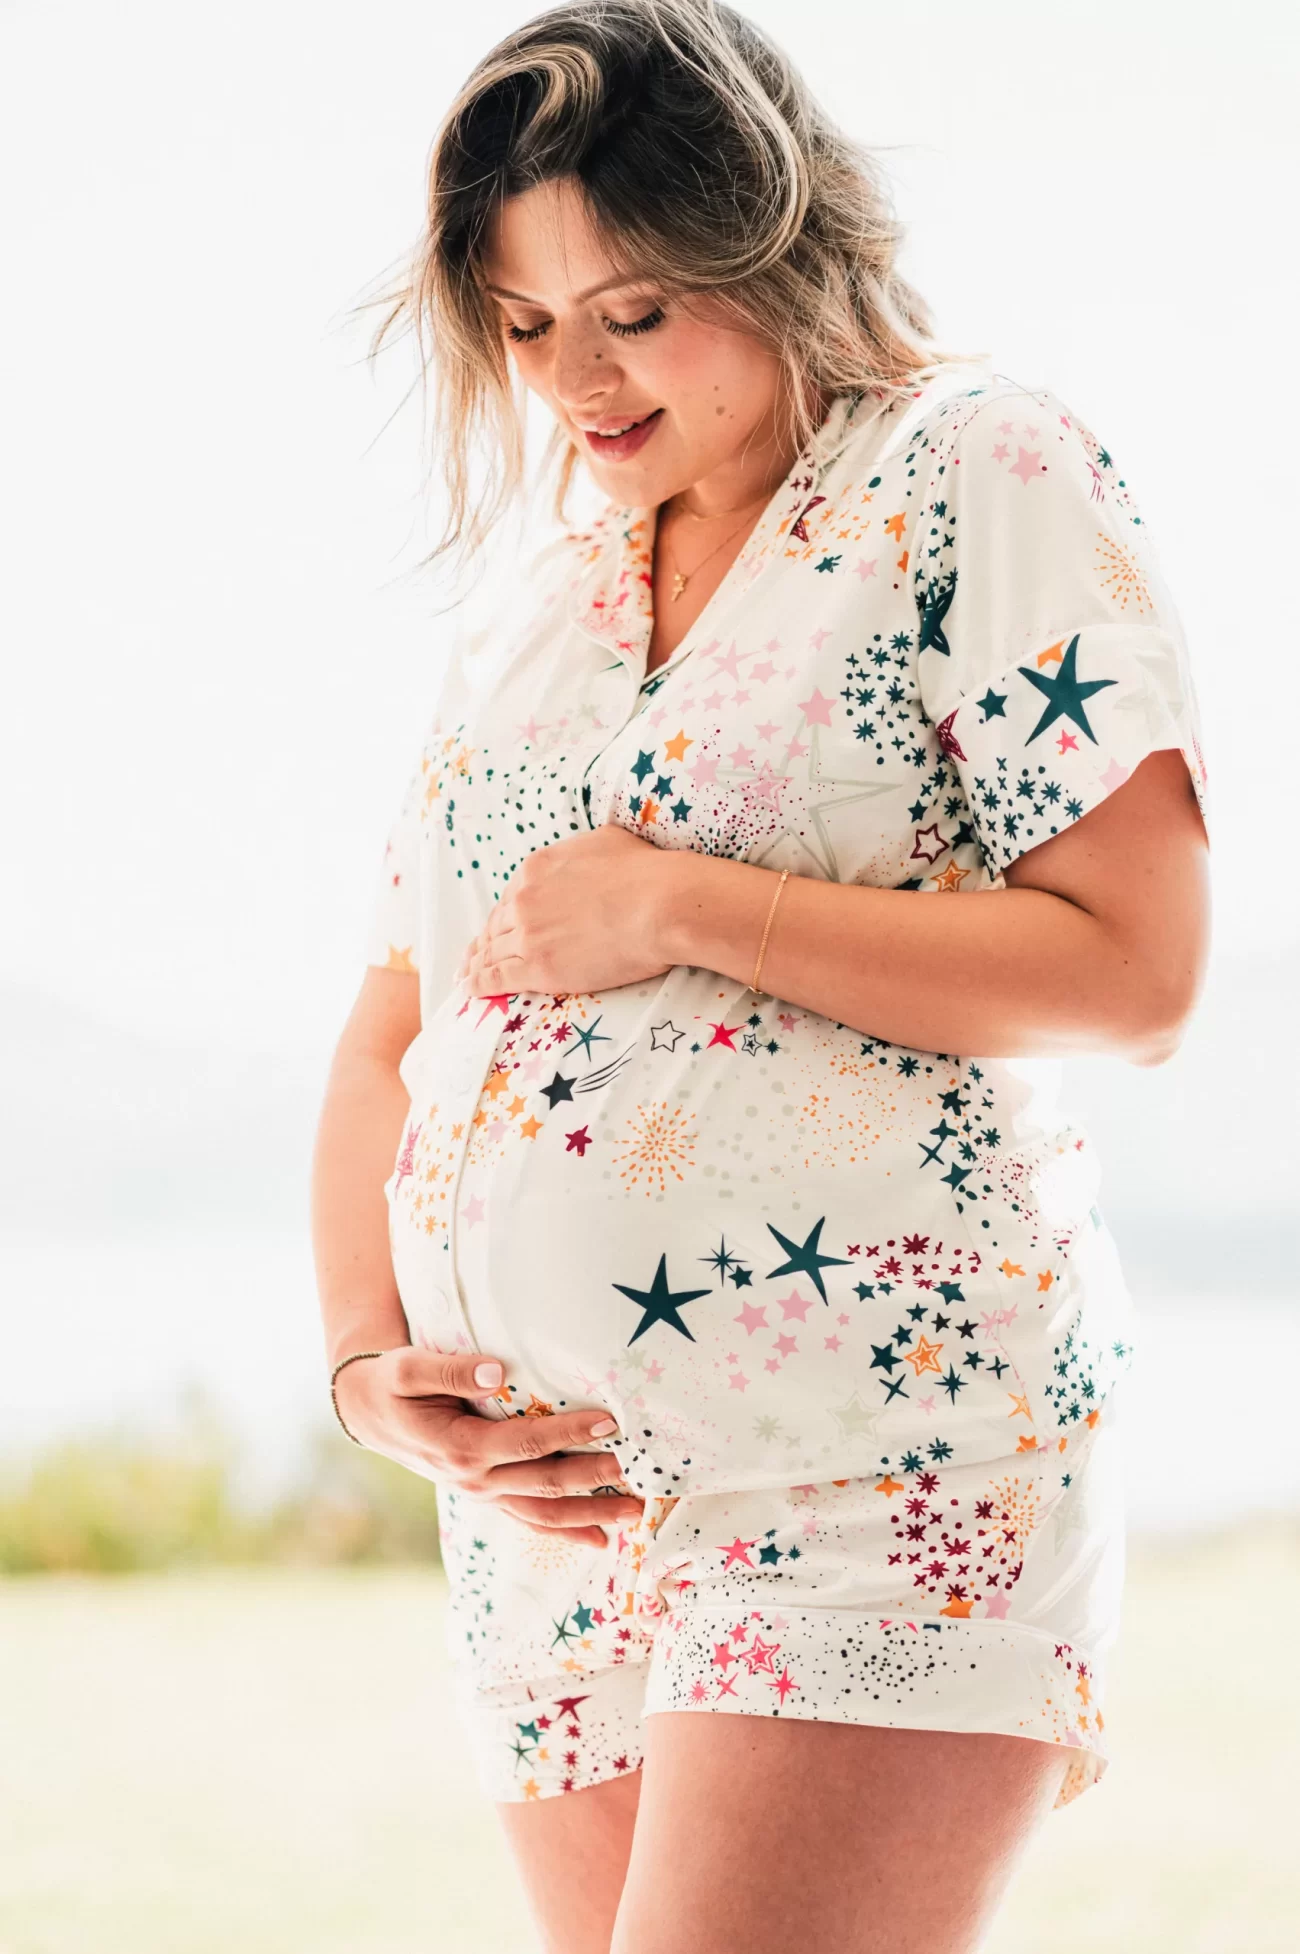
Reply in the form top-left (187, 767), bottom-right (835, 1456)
top-left (907, 371), bottom-right (1145, 525)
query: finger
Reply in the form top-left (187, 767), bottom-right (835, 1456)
top-left (494, 1494), bottom-right (643, 1533)
top-left (389, 1348), bottom-right (512, 1405)
top-left (469, 1406), bottom-right (628, 1472)
top-left (472, 961), bottom-right (522, 996)
top-left (520, 1521), bottom-right (615, 1549)
top-left (483, 1450), bottom-right (632, 1500)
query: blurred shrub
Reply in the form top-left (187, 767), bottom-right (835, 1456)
top-left (0, 1393), bottom-right (441, 1574)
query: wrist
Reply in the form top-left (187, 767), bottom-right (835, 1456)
top-left (329, 1346), bottom-right (396, 1445)
top-left (649, 848), bottom-right (708, 967)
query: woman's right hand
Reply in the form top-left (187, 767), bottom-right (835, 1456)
top-left (333, 1346), bottom-right (645, 1548)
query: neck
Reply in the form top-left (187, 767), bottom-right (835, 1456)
top-left (669, 387), bottom-right (828, 521)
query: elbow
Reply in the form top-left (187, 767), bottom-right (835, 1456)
top-left (1121, 969), bottom-right (1202, 1068)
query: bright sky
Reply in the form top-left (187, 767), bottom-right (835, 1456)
top-left (2, 0), bottom-right (1296, 1056)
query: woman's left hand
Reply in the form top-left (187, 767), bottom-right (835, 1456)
top-left (457, 824), bottom-right (675, 997)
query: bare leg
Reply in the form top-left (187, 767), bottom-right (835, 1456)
top-left (610, 1715), bottom-right (1068, 1954)
top-left (498, 1767), bottom-right (643, 1954)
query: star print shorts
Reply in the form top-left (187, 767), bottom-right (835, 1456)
top-left (432, 1377), bottom-right (1132, 1812)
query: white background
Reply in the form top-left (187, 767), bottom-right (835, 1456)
top-left (1, 1), bottom-right (1296, 1529)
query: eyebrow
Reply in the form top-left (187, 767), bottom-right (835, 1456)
top-left (483, 275), bottom-right (647, 307)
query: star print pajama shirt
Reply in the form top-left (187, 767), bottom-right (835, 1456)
top-left (364, 359), bottom-right (1208, 1811)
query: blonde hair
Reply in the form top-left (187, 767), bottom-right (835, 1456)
top-left (370, 0), bottom-right (977, 571)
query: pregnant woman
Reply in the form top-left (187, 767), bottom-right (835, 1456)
top-left (310, 5), bottom-right (1210, 1950)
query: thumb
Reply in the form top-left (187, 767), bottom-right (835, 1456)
top-left (389, 1346), bottom-right (507, 1401)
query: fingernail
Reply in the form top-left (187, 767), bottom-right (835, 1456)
top-left (590, 1416), bottom-right (618, 1437)
top-left (474, 1361), bottom-right (503, 1387)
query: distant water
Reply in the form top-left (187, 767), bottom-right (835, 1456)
top-left (2, 1220), bottom-right (1296, 1539)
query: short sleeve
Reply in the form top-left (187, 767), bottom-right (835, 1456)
top-left (912, 385), bottom-right (1209, 877)
top-left (362, 753), bottom-right (424, 974)
top-left (359, 614), bottom-right (478, 975)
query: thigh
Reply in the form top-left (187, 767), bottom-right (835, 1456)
top-left (499, 1767), bottom-right (643, 1954)
top-left (610, 1714), bottom-right (1067, 1954)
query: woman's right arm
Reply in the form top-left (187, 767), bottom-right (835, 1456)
top-left (309, 965), bottom-right (644, 1547)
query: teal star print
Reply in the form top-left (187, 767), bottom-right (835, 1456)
top-left (765, 1217), bottom-right (850, 1303)
top-left (613, 1253), bottom-right (712, 1344)
top-left (1018, 634), bottom-right (1117, 745)
top-left (565, 1016), bottom-right (613, 1062)
top-left (976, 688), bottom-right (1007, 720)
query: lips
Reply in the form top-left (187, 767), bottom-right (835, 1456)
top-left (580, 408), bottom-right (664, 463)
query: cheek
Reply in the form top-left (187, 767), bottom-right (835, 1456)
top-left (656, 317), bottom-right (782, 430)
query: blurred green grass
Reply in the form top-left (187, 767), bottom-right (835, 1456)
top-left (0, 1394), bottom-right (440, 1574)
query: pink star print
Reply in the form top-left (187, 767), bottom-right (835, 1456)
top-left (1009, 447), bottom-right (1045, 486)
top-left (741, 1634), bottom-right (781, 1675)
top-left (774, 1333), bottom-right (799, 1358)
top-left (734, 1301), bottom-right (769, 1336)
top-left (728, 1370), bottom-right (750, 1392)
top-left (853, 557), bottom-right (877, 581)
top-left (717, 1537), bottom-right (758, 1571)
top-left (1099, 758), bottom-right (1130, 793)
top-left (797, 687), bottom-right (836, 726)
top-left (776, 1289), bottom-right (814, 1322)
top-left (982, 1590), bottom-right (1013, 1620)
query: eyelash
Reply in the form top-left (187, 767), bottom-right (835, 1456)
top-left (505, 306), bottom-right (665, 344)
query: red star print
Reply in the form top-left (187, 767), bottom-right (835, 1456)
top-left (910, 824), bottom-right (947, 865)
top-left (936, 708), bottom-right (967, 762)
top-left (706, 1021), bottom-right (744, 1049)
top-left (566, 1126), bottom-right (592, 1155)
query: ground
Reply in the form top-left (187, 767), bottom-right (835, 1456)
top-left (0, 1522), bottom-right (1296, 1954)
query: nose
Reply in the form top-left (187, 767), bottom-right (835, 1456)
top-left (549, 320), bottom-right (620, 420)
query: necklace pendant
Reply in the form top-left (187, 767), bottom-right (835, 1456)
top-left (670, 570), bottom-right (688, 602)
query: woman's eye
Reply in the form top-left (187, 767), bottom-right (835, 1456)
top-left (603, 306), bottom-right (664, 338)
top-left (506, 320), bottom-right (550, 343)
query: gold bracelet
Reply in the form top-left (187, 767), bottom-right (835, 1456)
top-left (750, 868), bottom-right (790, 999)
top-left (329, 1349), bottom-right (389, 1446)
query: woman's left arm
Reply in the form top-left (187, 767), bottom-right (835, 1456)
top-left (458, 744), bottom-right (1210, 1065)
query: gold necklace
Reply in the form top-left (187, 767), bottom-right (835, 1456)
top-left (660, 501), bottom-right (766, 603)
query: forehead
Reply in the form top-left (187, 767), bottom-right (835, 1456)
top-left (481, 177), bottom-right (633, 298)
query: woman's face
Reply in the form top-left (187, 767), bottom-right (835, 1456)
top-left (480, 176), bottom-right (797, 513)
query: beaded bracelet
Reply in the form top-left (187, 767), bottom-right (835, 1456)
top-left (750, 868), bottom-right (789, 999)
top-left (329, 1349), bottom-right (388, 1446)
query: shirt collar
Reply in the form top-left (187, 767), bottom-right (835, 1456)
top-left (566, 390), bottom-right (883, 671)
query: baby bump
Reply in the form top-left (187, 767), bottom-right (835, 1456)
top-left (451, 1173), bottom-right (1054, 1501)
